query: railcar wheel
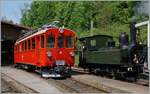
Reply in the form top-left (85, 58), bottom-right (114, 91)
top-left (26, 65), bottom-right (35, 72)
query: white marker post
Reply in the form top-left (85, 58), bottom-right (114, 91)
top-left (148, 21), bottom-right (150, 70)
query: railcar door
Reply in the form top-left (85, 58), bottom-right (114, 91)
top-left (36, 36), bottom-right (40, 66)
top-left (37, 34), bottom-right (46, 67)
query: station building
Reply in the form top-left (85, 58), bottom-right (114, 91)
top-left (1, 21), bottom-right (32, 65)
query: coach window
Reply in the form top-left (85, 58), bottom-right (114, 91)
top-left (41, 35), bottom-right (44, 48)
top-left (28, 39), bottom-right (31, 50)
top-left (32, 38), bottom-right (35, 49)
top-left (47, 35), bottom-right (55, 48)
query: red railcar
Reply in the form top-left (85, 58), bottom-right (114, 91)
top-left (14, 25), bottom-right (75, 77)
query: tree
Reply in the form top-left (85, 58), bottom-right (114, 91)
top-left (20, 1), bottom-right (148, 44)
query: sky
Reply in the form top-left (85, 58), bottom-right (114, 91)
top-left (1, 0), bottom-right (149, 24)
top-left (1, 0), bottom-right (32, 24)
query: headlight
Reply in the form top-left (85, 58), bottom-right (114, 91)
top-left (70, 51), bottom-right (75, 56)
top-left (127, 67), bottom-right (132, 71)
top-left (47, 51), bottom-right (52, 57)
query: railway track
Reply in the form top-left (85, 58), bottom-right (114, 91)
top-left (27, 68), bottom-right (107, 93)
top-left (1, 78), bottom-right (19, 93)
top-left (12, 66), bottom-right (148, 93)
top-left (134, 79), bottom-right (149, 86)
top-left (1, 73), bottom-right (37, 93)
top-left (48, 78), bottom-right (108, 93)
top-left (72, 67), bottom-right (149, 87)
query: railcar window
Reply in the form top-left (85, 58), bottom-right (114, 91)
top-left (41, 35), bottom-right (44, 48)
top-left (19, 44), bottom-right (22, 52)
top-left (66, 36), bottom-right (73, 48)
top-left (28, 39), bottom-right (30, 50)
top-left (47, 35), bottom-right (55, 48)
top-left (22, 41), bottom-right (24, 51)
top-left (16, 45), bottom-right (17, 52)
top-left (25, 41), bottom-right (27, 51)
top-left (23, 41), bottom-right (25, 51)
top-left (18, 45), bottom-right (19, 52)
top-left (32, 38), bottom-right (35, 49)
top-left (21, 43), bottom-right (23, 51)
top-left (16, 46), bottom-right (17, 51)
top-left (17, 44), bottom-right (19, 52)
top-left (16, 46), bottom-right (17, 52)
top-left (58, 36), bottom-right (64, 48)
top-left (15, 46), bottom-right (16, 52)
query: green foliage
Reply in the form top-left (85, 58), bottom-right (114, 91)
top-left (21, 1), bottom-right (148, 48)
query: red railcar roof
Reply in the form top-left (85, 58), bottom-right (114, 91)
top-left (15, 27), bottom-right (75, 45)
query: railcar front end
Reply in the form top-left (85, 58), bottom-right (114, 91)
top-left (42, 28), bottom-right (75, 78)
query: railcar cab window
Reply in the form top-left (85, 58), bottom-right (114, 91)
top-left (58, 36), bottom-right (64, 48)
top-left (89, 39), bottom-right (97, 50)
top-left (47, 35), bottom-right (55, 48)
top-left (66, 36), bottom-right (73, 48)
top-left (32, 38), bottom-right (35, 49)
top-left (90, 40), bottom-right (96, 47)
